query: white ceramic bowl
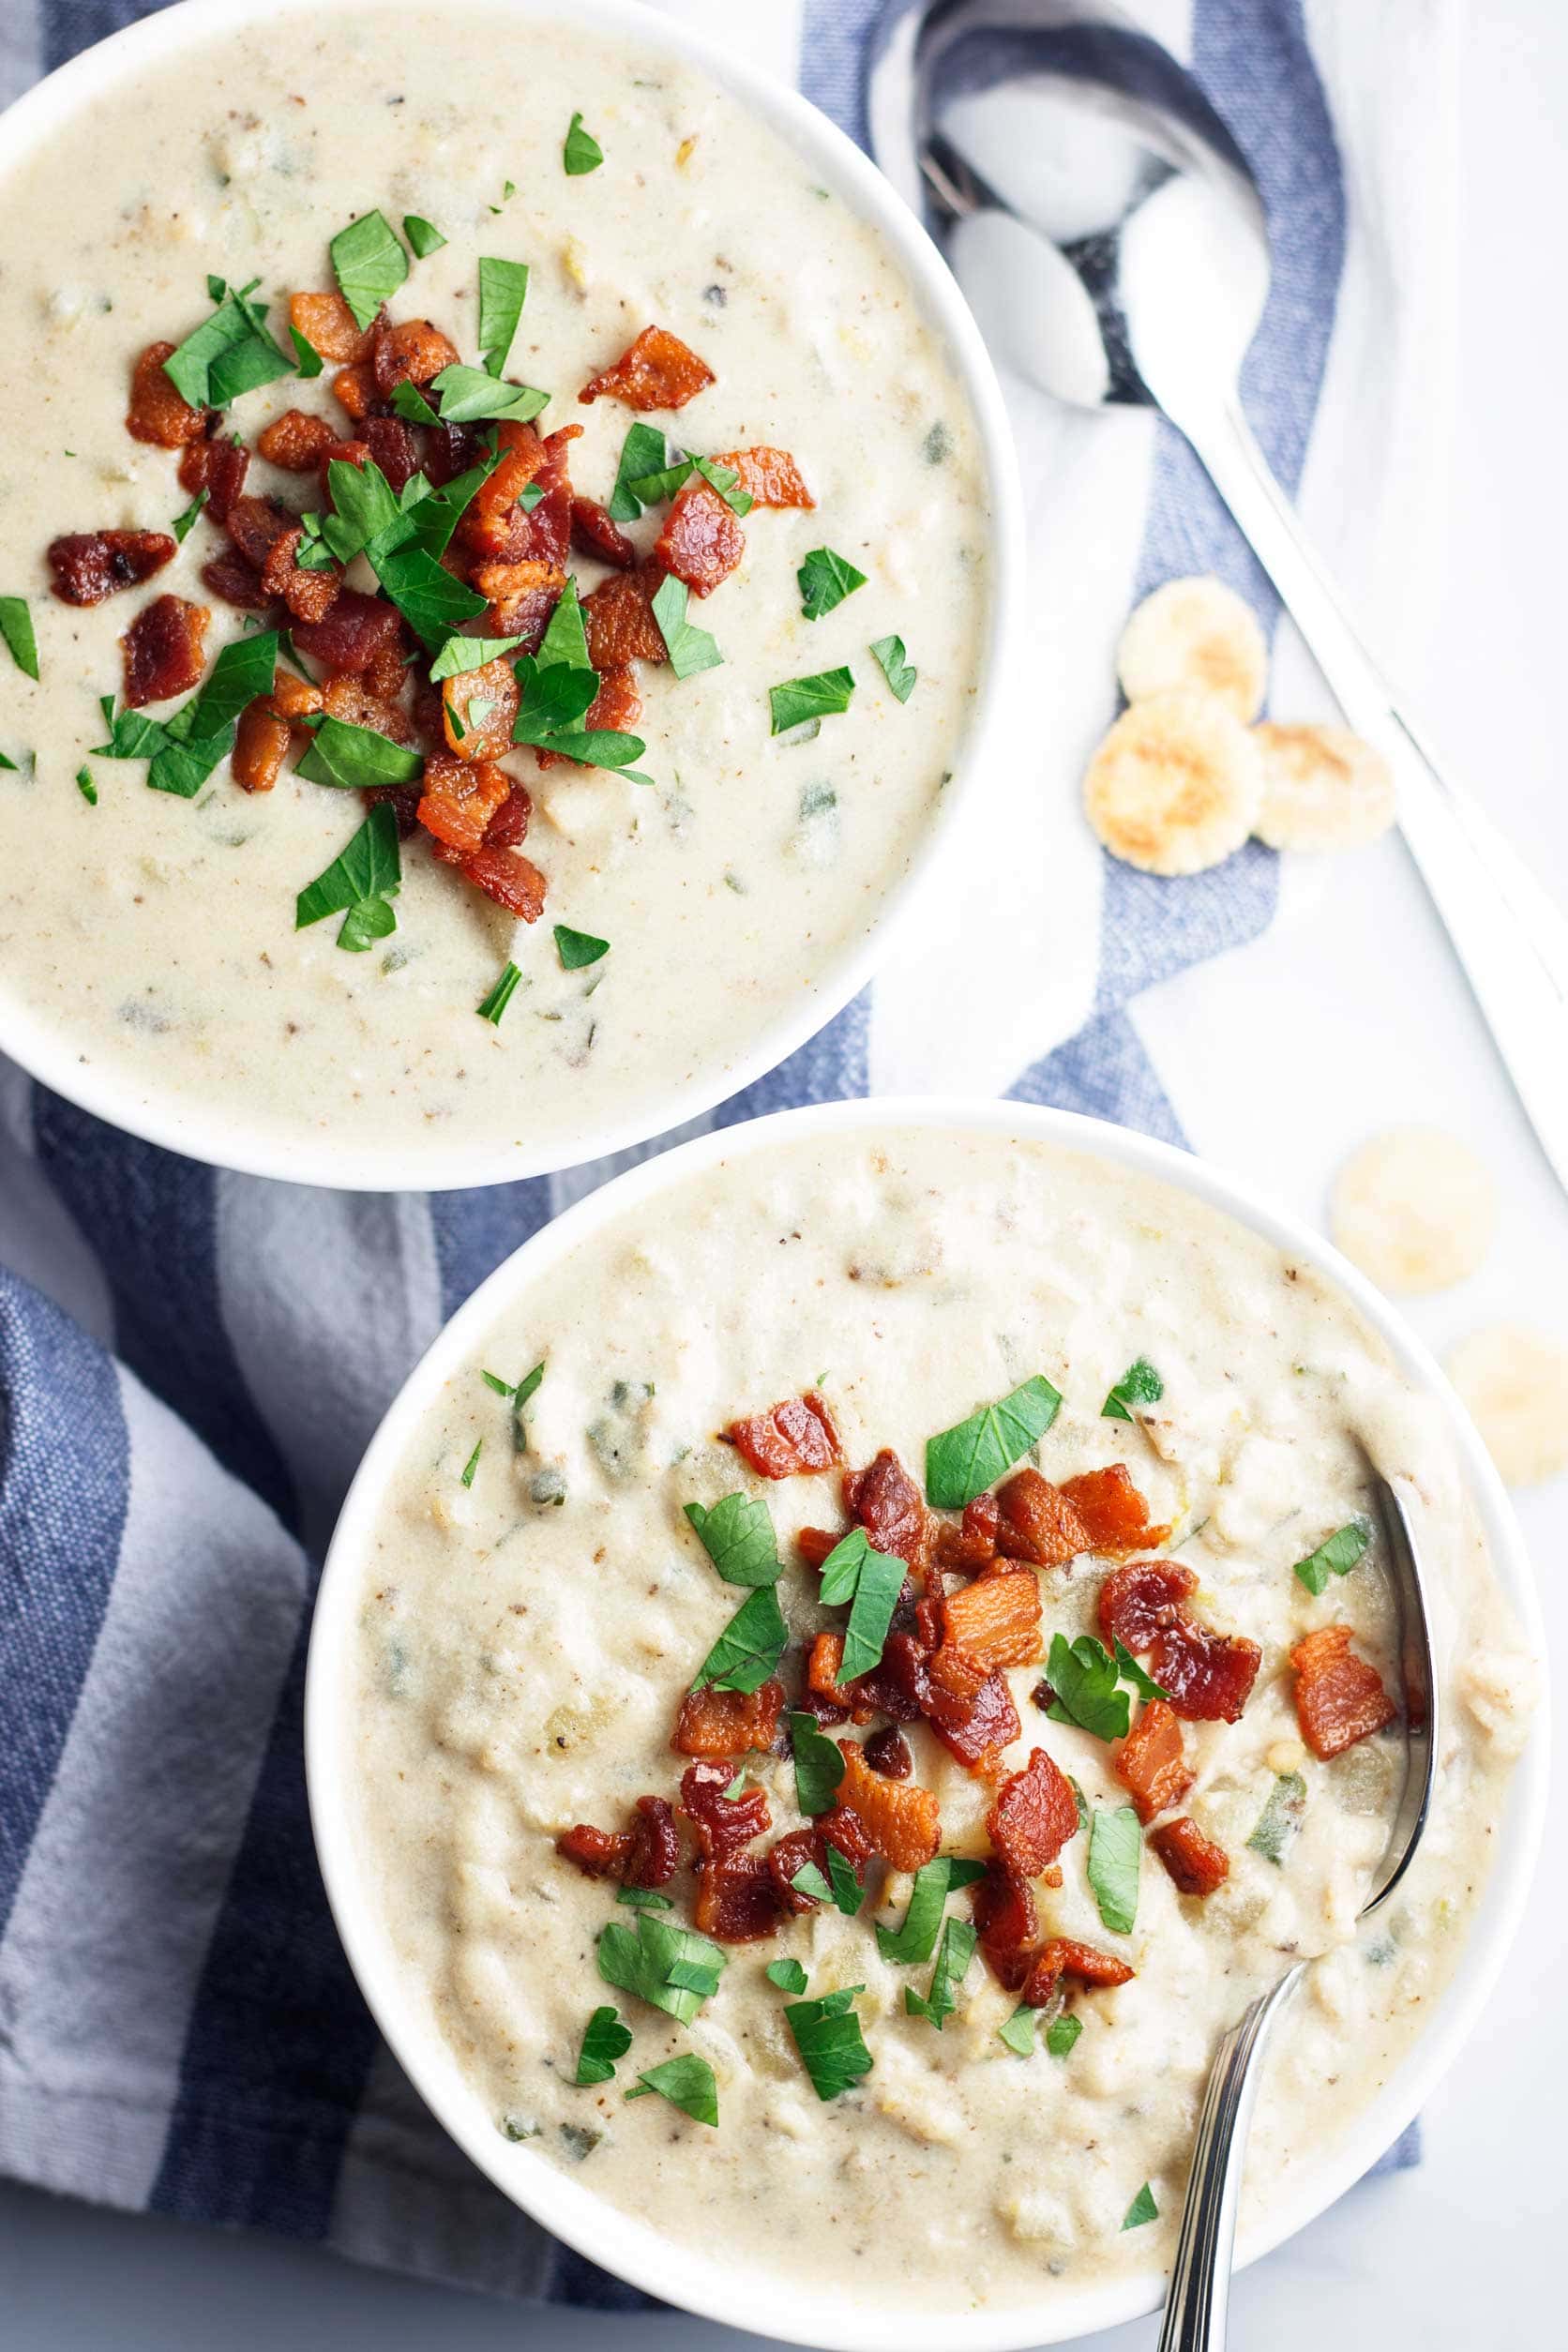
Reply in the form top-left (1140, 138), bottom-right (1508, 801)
top-left (306, 1097), bottom-right (1548, 2348)
top-left (0, 0), bottom-right (1021, 1192)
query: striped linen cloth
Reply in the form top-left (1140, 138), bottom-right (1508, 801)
top-left (0, 0), bottom-right (1444, 2307)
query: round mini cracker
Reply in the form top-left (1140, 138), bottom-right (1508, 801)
top-left (1330, 1126), bottom-right (1497, 1296)
top-left (1115, 576), bottom-right (1269, 722)
top-left (1253, 723), bottom-right (1396, 852)
top-left (1444, 1323), bottom-right (1568, 1487)
top-left (1082, 689), bottom-right (1263, 877)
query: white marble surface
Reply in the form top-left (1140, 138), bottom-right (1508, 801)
top-left (4, 3), bottom-right (1564, 2344)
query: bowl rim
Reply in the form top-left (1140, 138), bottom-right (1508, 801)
top-left (305, 1095), bottom-right (1550, 2349)
top-left (0, 0), bottom-right (1024, 1193)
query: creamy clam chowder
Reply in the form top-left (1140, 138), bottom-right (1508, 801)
top-left (0, 5), bottom-right (989, 1173)
top-left (340, 1128), bottom-right (1533, 2311)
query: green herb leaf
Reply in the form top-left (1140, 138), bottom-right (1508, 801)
top-left (171, 487), bottom-right (209, 544)
top-left (294, 801), bottom-right (401, 951)
top-left (767, 1958), bottom-right (808, 1995)
top-left (1087, 1805), bottom-right (1140, 1935)
top-left (321, 454), bottom-right (404, 564)
top-left (402, 214), bottom-right (447, 260)
top-left (904, 1915), bottom-right (977, 2028)
top-left (537, 577), bottom-right (593, 670)
top-left (295, 716), bottom-right (422, 791)
top-left (606, 422), bottom-right (669, 523)
top-left (1293, 1515), bottom-right (1373, 1597)
top-left (564, 112), bottom-right (605, 175)
top-left (290, 325), bottom-right (325, 379)
top-left (511, 655), bottom-right (601, 742)
top-left (691, 1583), bottom-right (788, 1696)
top-left (574, 2003), bottom-right (633, 2087)
top-left (665, 1956), bottom-right (722, 1997)
top-left (330, 209), bottom-right (409, 331)
top-left (75, 767), bottom-right (98, 807)
top-left (482, 1369), bottom-right (517, 1396)
top-left (376, 543), bottom-right (490, 648)
top-left (460, 1439), bottom-right (483, 1488)
top-left (786, 1711), bottom-right (845, 1817)
top-left (1122, 2182), bottom-right (1159, 2231)
top-left (430, 632), bottom-right (526, 681)
top-left (596, 1910), bottom-right (727, 2023)
top-left (0, 750), bottom-right (20, 771)
top-left (874, 1855), bottom-right (987, 1966)
top-left (476, 255), bottom-right (531, 375)
top-left (816, 1525), bottom-right (871, 1607)
top-left (187, 630), bottom-right (280, 736)
top-left (626, 2052), bottom-right (718, 2126)
top-left (515, 1362), bottom-right (545, 1412)
top-left (925, 1375), bottom-right (1062, 1508)
top-left (1246, 1771), bottom-right (1306, 1866)
top-left (163, 285), bottom-right (294, 407)
top-left (390, 379), bottom-right (442, 426)
top-left (0, 597), bottom-right (39, 681)
top-left (840, 1546), bottom-right (906, 1682)
top-left (684, 1494), bottom-right (781, 1588)
top-left (784, 1987), bottom-right (873, 2102)
top-left (797, 547), bottom-right (867, 621)
top-left (649, 574), bottom-right (722, 680)
top-left (1112, 1639), bottom-right (1171, 1707)
top-left (1046, 2011), bottom-right (1083, 2058)
top-left (768, 668), bottom-right (855, 735)
top-left (1102, 1356), bottom-right (1164, 1422)
top-left (869, 633), bottom-right (916, 702)
top-left (1046, 1633), bottom-right (1130, 1742)
top-left (998, 2006), bottom-right (1036, 2058)
top-left (616, 1885), bottom-right (673, 1909)
top-left (824, 1846), bottom-right (864, 1916)
top-left (430, 362), bottom-right (549, 426)
top-left (790, 1861), bottom-right (833, 1904)
top-left (626, 454), bottom-right (751, 517)
top-left (477, 960), bottom-right (523, 1025)
top-left (554, 923), bottom-right (610, 971)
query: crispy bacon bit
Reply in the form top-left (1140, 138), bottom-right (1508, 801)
top-left (416, 756), bottom-right (513, 859)
top-left (322, 674), bottom-right (414, 743)
top-left (820, 1805), bottom-right (874, 1871)
top-left (520, 425), bottom-right (582, 570)
top-left (319, 436), bottom-right (371, 490)
top-left (582, 566), bottom-right (669, 667)
top-left (807, 1632), bottom-right (848, 1700)
top-left (799, 1689), bottom-right (851, 1728)
top-left (571, 496), bottom-right (637, 569)
top-left (121, 595), bottom-right (208, 708)
top-left (1098, 1558), bottom-right (1196, 1652)
top-left (289, 291), bottom-right (374, 365)
top-left (988, 1747), bottom-right (1080, 1879)
top-left (1059, 1464), bottom-right (1169, 1556)
top-left (837, 1739), bottom-right (940, 1872)
top-left (363, 415), bottom-right (422, 495)
top-left (371, 317), bottom-right (460, 395)
top-left (177, 430), bottom-right (251, 523)
top-left (363, 635), bottom-right (412, 703)
top-left (460, 420), bottom-right (546, 559)
top-left (727, 1391), bottom-right (840, 1480)
top-left (484, 784), bottom-right (532, 849)
top-left (680, 1758), bottom-right (771, 1860)
top-left (579, 324), bottom-right (716, 412)
top-left (1113, 1698), bottom-right (1193, 1825)
top-left (924, 1654), bottom-right (1020, 1775)
top-left (1099, 1558), bottom-right (1259, 1725)
top-left (47, 530), bottom-right (176, 607)
top-left (583, 663), bottom-right (641, 741)
top-left (864, 1726), bottom-right (912, 1779)
top-left (555, 1820), bottom-right (630, 1879)
top-left (556, 1797), bottom-right (678, 1888)
top-left (332, 364), bottom-right (383, 423)
top-left (695, 1852), bottom-right (781, 1941)
top-left (258, 409), bottom-right (338, 473)
top-left (473, 560), bottom-right (564, 649)
top-left (682, 1760), bottom-right (780, 1941)
top-left (655, 478), bottom-right (744, 597)
top-left (972, 1861), bottom-right (1039, 1990)
top-left (797, 1528), bottom-right (843, 1571)
top-left (995, 1469), bottom-right (1093, 1567)
top-left (1023, 1937), bottom-right (1136, 2005)
top-left (768, 1828), bottom-right (822, 1914)
top-left (853, 1631), bottom-right (932, 1725)
top-left (671, 1678), bottom-right (786, 1757)
top-left (420, 420), bottom-right (481, 488)
top-left (942, 1569), bottom-right (1043, 1672)
top-left (844, 1448), bottom-right (929, 1568)
top-left (261, 525), bottom-right (340, 626)
top-left (713, 445), bottom-right (815, 509)
top-left (200, 550), bottom-right (274, 611)
top-left (127, 341), bottom-right (208, 447)
top-left (1152, 1815), bottom-right (1229, 1897)
top-left (933, 1523), bottom-right (998, 1574)
top-left (232, 699), bottom-right (292, 792)
top-left (224, 493), bottom-right (295, 573)
top-left (1290, 1624), bottom-right (1398, 1759)
top-left (441, 655), bottom-right (520, 761)
top-left (362, 784), bottom-right (422, 837)
top-left (292, 588), bottom-right (404, 674)
top-left (460, 845), bottom-right (549, 919)
top-left (270, 671), bottom-right (324, 722)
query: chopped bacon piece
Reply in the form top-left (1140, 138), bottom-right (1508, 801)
top-left (292, 588), bottom-right (404, 674)
top-left (232, 699), bottom-right (292, 792)
top-left (972, 1862), bottom-right (1039, 1991)
top-left (331, 365), bottom-right (381, 423)
top-left (48, 530), bottom-right (176, 607)
top-left (556, 1797), bottom-right (678, 1888)
top-left (473, 560), bottom-right (564, 650)
top-left (224, 493), bottom-right (296, 573)
top-left (1290, 1624), bottom-right (1397, 1759)
top-left (425, 421), bottom-right (485, 488)
top-left (484, 784), bottom-right (532, 849)
top-left (178, 430), bottom-right (251, 522)
top-left (680, 1758), bottom-right (772, 1861)
top-left (121, 595), bottom-right (208, 708)
top-left (289, 291), bottom-right (374, 365)
top-left (1059, 1464), bottom-right (1169, 1556)
top-left (864, 1726), bottom-right (912, 1779)
top-left (671, 1678), bottom-right (785, 1757)
top-left (441, 655), bottom-right (520, 761)
top-left (322, 674), bottom-right (414, 743)
top-left (837, 1739), bottom-right (940, 1872)
top-left (807, 1632), bottom-right (848, 1700)
top-left (853, 1631), bottom-right (932, 1726)
top-left (1023, 1937), bottom-right (1136, 2005)
top-left (258, 409), bottom-right (337, 473)
top-left (798, 1689), bottom-right (851, 1728)
top-left (571, 496), bottom-right (638, 569)
top-left (261, 525), bottom-right (340, 626)
top-left (728, 1391), bottom-right (840, 1480)
top-left (820, 1805), bottom-right (874, 1870)
top-left (582, 566), bottom-right (669, 667)
top-left (988, 1747), bottom-right (1079, 1879)
top-left (1098, 1558), bottom-right (1197, 1652)
top-left (1113, 1698), bottom-right (1193, 1825)
top-left (797, 1528), bottom-right (843, 1570)
top-left (460, 420), bottom-right (546, 559)
top-left (583, 664), bottom-right (641, 741)
top-left (655, 479), bottom-right (744, 597)
top-left (318, 437), bottom-right (371, 490)
top-left (361, 784), bottom-right (423, 837)
top-left (1099, 1559), bottom-right (1259, 1724)
top-left (768, 1828), bottom-right (822, 1915)
top-left (712, 445), bottom-right (815, 509)
top-left (416, 756), bottom-right (514, 859)
top-left (460, 846), bottom-right (549, 919)
top-left (933, 1523), bottom-right (998, 1574)
top-left (200, 550), bottom-right (274, 611)
top-left (270, 671), bottom-right (324, 721)
top-left (555, 1821), bottom-right (630, 1879)
top-left (517, 425), bottom-right (582, 571)
top-left (363, 635), bottom-right (412, 703)
top-left (995, 1469), bottom-right (1093, 1567)
top-left (942, 1570), bottom-right (1043, 1672)
top-left (127, 341), bottom-right (208, 447)
top-left (844, 1448), bottom-right (930, 1568)
top-left (579, 324), bottom-right (716, 412)
top-left (1152, 1815), bottom-right (1229, 1897)
top-left (695, 1852), bottom-right (780, 1941)
top-left (684, 1754), bottom-right (781, 1940)
top-left (370, 317), bottom-right (459, 395)
top-left (924, 1654), bottom-right (1020, 1774)
top-left (363, 415), bottom-right (422, 494)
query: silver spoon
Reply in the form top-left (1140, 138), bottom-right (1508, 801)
top-left (1153, 1471), bottom-right (1440, 2349)
top-left (869, 0), bottom-right (1568, 1202)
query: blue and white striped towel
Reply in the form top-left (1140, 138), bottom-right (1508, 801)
top-left (0, 0), bottom-right (1443, 2308)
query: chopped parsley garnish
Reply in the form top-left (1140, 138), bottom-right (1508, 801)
top-left (564, 113), bottom-right (605, 175)
top-left (1293, 1515), bottom-right (1373, 1596)
top-left (430, 363), bottom-right (549, 426)
top-left (684, 1493), bottom-right (782, 1588)
top-left (75, 767), bottom-right (98, 806)
top-left (1102, 1357), bottom-right (1164, 1422)
top-left (574, 2004), bottom-right (632, 2087)
top-left (1122, 2181), bottom-right (1159, 2231)
top-left (1246, 1770), bottom-right (1306, 1865)
top-left (295, 716), bottom-right (422, 792)
top-left (460, 1438), bottom-right (483, 1488)
top-left (626, 2053), bottom-right (718, 2126)
top-left (294, 801), bottom-right (401, 951)
top-left (596, 1909), bottom-right (727, 2023)
top-left (171, 487), bottom-right (209, 543)
top-left (477, 959), bottom-right (523, 1025)
top-left (95, 630), bottom-right (279, 799)
top-left (875, 1855), bottom-right (988, 1966)
top-left (869, 633), bottom-right (917, 702)
top-left (766, 1957), bottom-right (809, 1995)
top-left (511, 652), bottom-right (648, 776)
top-left (163, 279), bottom-right (294, 407)
top-left (626, 453), bottom-right (752, 517)
top-left (290, 326), bottom-right (325, 380)
top-left (813, 1526), bottom-right (903, 1681)
top-left (788, 1711), bottom-right (845, 1816)
top-left (516, 1362), bottom-right (546, 1413)
top-left (402, 214), bottom-right (447, 260)
top-left (691, 1583), bottom-right (789, 1695)
top-left (554, 923), bottom-right (610, 971)
top-left (0, 596), bottom-right (39, 681)
top-left (784, 1985), bottom-right (873, 2101)
top-left (998, 2006), bottom-right (1037, 2058)
top-left (1046, 2011), bottom-right (1083, 2058)
top-left (797, 547), bottom-right (867, 621)
top-left (823, 1846), bottom-right (864, 1915)
top-left (1087, 1804), bottom-right (1140, 1935)
top-left (768, 667), bottom-right (855, 735)
top-left (389, 379), bottom-right (442, 426)
top-left (905, 1915), bottom-right (977, 2028)
top-left (790, 1861), bottom-right (832, 1904)
top-left (330, 209), bottom-right (409, 331)
top-left (482, 1369), bottom-right (517, 1396)
top-left (666, 1956), bottom-right (722, 1997)
top-left (430, 632), bottom-right (526, 680)
top-left (650, 575), bottom-right (722, 679)
top-left (616, 1885), bottom-right (673, 1909)
top-left (925, 1375), bottom-right (1062, 1508)
top-left (477, 255), bottom-right (530, 375)
top-left (1112, 1638), bottom-right (1171, 1706)
top-left (720, 1772), bottom-right (747, 1801)
top-left (0, 750), bottom-right (20, 771)
top-left (606, 422), bottom-right (670, 522)
top-left (1045, 1633), bottom-right (1135, 1741)
top-left (815, 1525), bottom-right (869, 1606)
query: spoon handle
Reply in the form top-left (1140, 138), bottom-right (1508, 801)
top-left (1157, 1960), bottom-right (1305, 2352)
top-left (1175, 397), bottom-right (1568, 1200)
